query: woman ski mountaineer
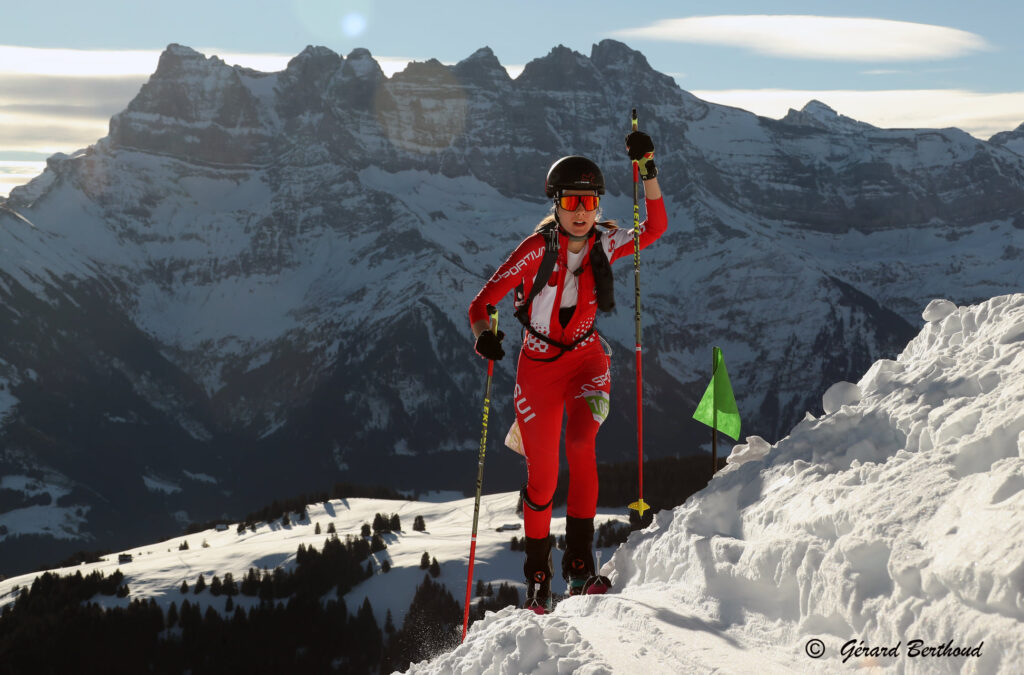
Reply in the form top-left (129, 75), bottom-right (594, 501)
top-left (467, 131), bottom-right (666, 613)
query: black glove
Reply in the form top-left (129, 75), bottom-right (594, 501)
top-left (475, 330), bottom-right (505, 361)
top-left (625, 130), bottom-right (657, 180)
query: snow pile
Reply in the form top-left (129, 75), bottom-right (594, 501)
top-left (726, 435), bottom-right (772, 466)
top-left (415, 612), bottom-right (613, 675)
top-left (821, 380), bottom-right (862, 414)
top-left (415, 294), bottom-right (1024, 674)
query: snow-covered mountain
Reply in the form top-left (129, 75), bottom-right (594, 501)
top-left (3, 294), bottom-right (1021, 674)
top-left (2, 40), bottom-right (1023, 575)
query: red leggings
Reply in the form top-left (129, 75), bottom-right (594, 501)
top-left (514, 338), bottom-right (611, 538)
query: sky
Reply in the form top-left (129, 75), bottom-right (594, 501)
top-left (2, 0), bottom-right (1023, 196)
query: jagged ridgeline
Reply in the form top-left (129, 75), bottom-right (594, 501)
top-left (1, 40), bottom-right (1023, 576)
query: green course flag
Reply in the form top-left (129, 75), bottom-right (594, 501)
top-left (692, 346), bottom-right (741, 441)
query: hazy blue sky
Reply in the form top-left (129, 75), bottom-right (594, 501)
top-left (2, 1), bottom-right (1022, 195)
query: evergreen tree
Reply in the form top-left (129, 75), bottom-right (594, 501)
top-left (178, 540), bottom-right (189, 551)
top-left (476, 579), bottom-right (486, 597)
top-left (390, 575), bottom-right (462, 669)
top-left (225, 595), bottom-right (234, 612)
top-left (328, 522), bottom-right (337, 534)
top-left (351, 596), bottom-right (383, 671)
top-left (241, 568), bottom-right (259, 596)
top-left (222, 572), bottom-right (238, 596)
top-left (371, 534), bottom-right (386, 553)
top-left (210, 575), bottom-right (222, 596)
top-left (420, 552), bottom-right (430, 569)
top-left (180, 579), bottom-right (189, 594)
top-left (166, 601), bottom-right (178, 628)
top-left (413, 515), bottom-right (426, 532)
top-left (381, 559), bottom-right (391, 573)
top-left (389, 513), bottom-right (401, 532)
top-left (314, 522), bottom-right (321, 535)
top-left (372, 513), bottom-right (386, 533)
top-left (259, 570), bottom-right (274, 601)
top-left (194, 574), bottom-right (206, 594)
top-left (429, 557), bottom-right (441, 578)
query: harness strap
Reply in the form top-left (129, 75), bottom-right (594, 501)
top-left (514, 224), bottom-right (603, 362)
top-left (520, 325), bottom-right (595, 362)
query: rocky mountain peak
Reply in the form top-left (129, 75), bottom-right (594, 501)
top-left (152, 44), bottom-right (224, 79)
top-left (781, 99), bottom-right (873, 133)
top-left (590, 39), bottom-right (651, 74)
top-left (391, 58), bottom-right (450, 84)
top-left (341, 48), bottom-right (384, 82)
top-left (802, 99), bottom-right (838, 117)
top-left (516, 44), bottom-right (601, 90)
top-left (989, 120), bottom-right (1024, 156)
top-left (284, 45), bottom-right (342, 78)
top-left (452, 46), bottom-right (511, 86)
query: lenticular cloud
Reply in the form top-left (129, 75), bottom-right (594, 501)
top-left (614, 16), bottom-right (990, 62)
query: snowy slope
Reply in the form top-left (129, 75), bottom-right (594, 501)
top-left (410, 294), bottom-right (1024, 675)
top-left (0, 491), bottom-right (630, 639)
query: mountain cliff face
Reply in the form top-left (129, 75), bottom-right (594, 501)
top-left (2, 40), bottom-right (1022, 575)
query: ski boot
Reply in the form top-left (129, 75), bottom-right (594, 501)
top-left (562, 516), bottom-right (612, 596)
top-left (523, 536), bottom-right (554, 614)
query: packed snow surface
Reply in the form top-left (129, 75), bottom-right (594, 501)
top-left (412, 294), bottom-right (1024, 674)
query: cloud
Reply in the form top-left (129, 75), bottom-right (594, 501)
top-left (0, 45), bottom-right (296, 77)
top-left (0, 74), bottom-right (141, 156)
top-left (0, 161), bottom-right (47, 198)
top-left (689, 88), bottom-right (1024, 139)
top-left (613, 15), bottom-right (990, 61)
top-left (0, 46), bottom-right (160, 77)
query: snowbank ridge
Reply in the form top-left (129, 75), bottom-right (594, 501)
top-left (427, 294), bottom-right (1024, 674)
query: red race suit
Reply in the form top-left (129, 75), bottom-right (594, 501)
top-left (468, 197), bottom-right (667, 538)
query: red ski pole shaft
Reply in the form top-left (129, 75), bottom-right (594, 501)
top-left (462, 306), bottom-right (498, 642)
top-left (628, 108), bottom-right (650, 518)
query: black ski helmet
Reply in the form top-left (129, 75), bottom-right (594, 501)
top-left (544, 156), bottom-right (605, 197)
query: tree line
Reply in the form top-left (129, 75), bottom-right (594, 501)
top-left (0, 526), bottom-right (517, 673)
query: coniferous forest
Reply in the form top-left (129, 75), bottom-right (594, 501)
top-left (0, 528), bottom-right (511, 674)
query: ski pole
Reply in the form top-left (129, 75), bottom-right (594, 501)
top-left (462, 304), bottom-right (499, 642)
top-left (627, 108), bottom-right (650, 519)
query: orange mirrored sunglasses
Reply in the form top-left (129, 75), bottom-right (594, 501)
top-left (556, 194), bottom-right (600, 211)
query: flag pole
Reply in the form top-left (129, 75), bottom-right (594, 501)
top-left (693, 346), bottom-right (740, 474)
top-left (711, 347), bottom-right (718, 475)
